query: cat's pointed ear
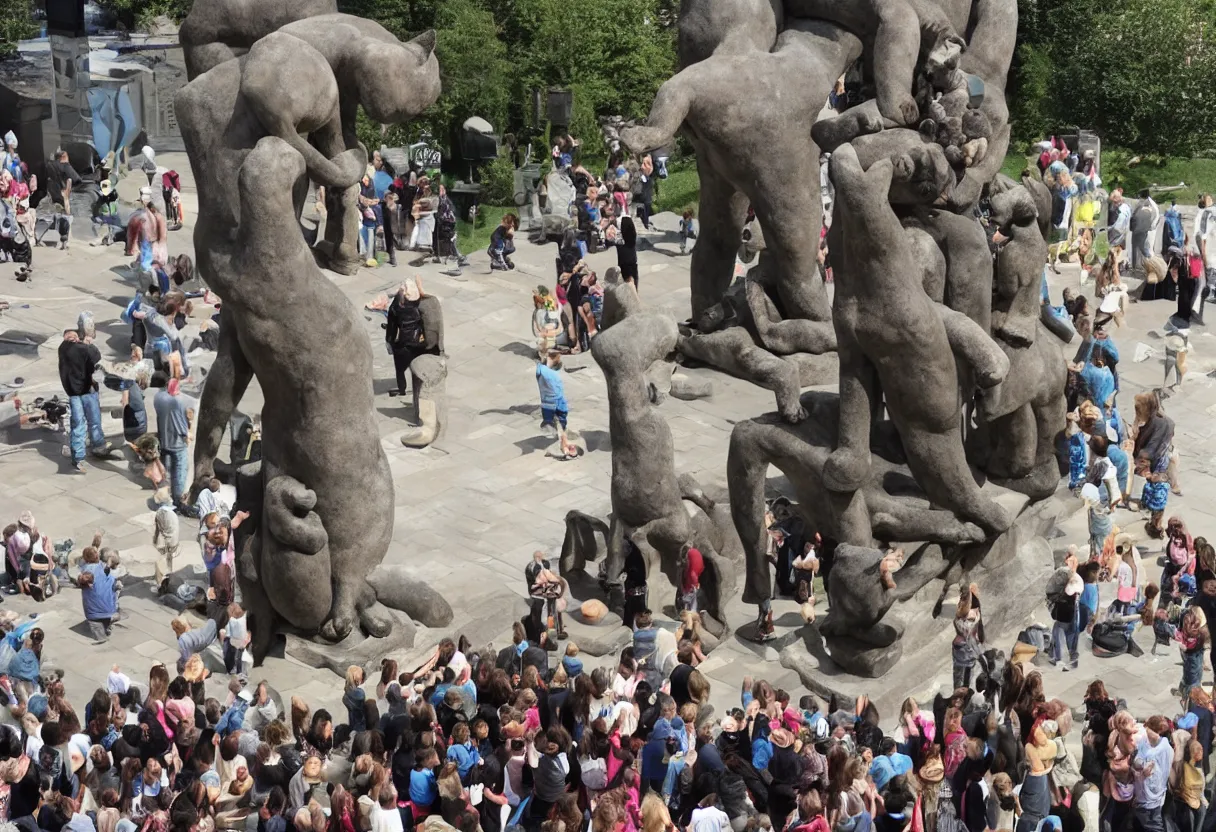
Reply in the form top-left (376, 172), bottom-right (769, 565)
top-left (410, 30), bottom-right (436, 61)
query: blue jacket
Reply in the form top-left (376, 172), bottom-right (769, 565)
top-left (344, 687), bottom-right (367, 731)
top-left (216, 697), bottom-right (249, 737)
top-left (447, 741), bottom-right (481, 782)
top-left (409, 769), bottom-right (437, 807)
top-left (868, 752), bottom-right (913, 790)
top-left (641, 719), bottom-right (673, 782)
top-left (562, 656), bottom-right (583, 679)
top-left (751, 737), bottom-right (773, 770)
top-left (9, 646), bottom-right (39, 682)
top-left (80, 563), bottom-right (119, 620)
top-left (536, 364), bottom-right (568, 411)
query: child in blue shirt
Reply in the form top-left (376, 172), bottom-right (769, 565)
top-left (446, 723), bottom-right (481, 784)
top-left (409, 749), bottom-right (440, 810)
top-left (536, 352), bottom-right (577, 459)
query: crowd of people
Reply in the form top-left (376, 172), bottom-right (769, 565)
top-left (0, 517), bottom-right (1211, 832)
top-left (353, 151), bottom-right (467, 273)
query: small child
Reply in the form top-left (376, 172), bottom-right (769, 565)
top-left (1163, 330), bottom-right (1189, 395)
top-left (1152, 606), bottom-right (1179, 656)
top-left (536, 351), bottom-right (578, 459)
top-left (679, 209), bottom-right (697, 255)
top-left (152, 502), bottom-right (180, 596)
top-left (195, 478), bottom-right (230, 559)
top-left (221, 602), bottom-right (248, 677)
top-left (562, 643), bottom-right (583, 679)
top-left (471, 718), bottom-right (493, 759)
top-left (446, 721), bottom-right (481, 784)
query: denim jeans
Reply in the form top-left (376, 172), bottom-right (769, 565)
top-left (161, 446), bottom-right (190, 505)
top-left (360, 225), bottom-right (376, 257)
top-left (1134, 805), bottom-right (1165, 832)
top-left (68, 393), bottom-right (106, 463)
top-left (1183, 650), bottom-right (1204, 691)
top-left (1051, 620), bottom-right (1079, 663)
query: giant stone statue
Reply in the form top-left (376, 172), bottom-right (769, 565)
top-left (175, 0), bottom-right (442, 663)
top-left (610, 0), bottom-right (1072, 692)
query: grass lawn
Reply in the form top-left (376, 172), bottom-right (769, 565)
top-left (462, 152), bottom-right (1216, 246)
top-left (654, 159), bottom-right (701, 216)
top-left (1106, 156), bottom-right (1216, 204)
top-left (458, 204), bottom-right (510, 255)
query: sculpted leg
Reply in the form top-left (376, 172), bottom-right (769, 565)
top-left (811, 100), bottom-right (886, 153)
top-left (728, 420), bottom-right (787, 605)
top-left (824, 345), bottom-right (876, 491)
top-left (935, 304), bottom-right (1009, 388)
top-left (906, 431), bottom-right (1011, 535)
top-left (746, 279), bottom-right (838, 354)
top-left (689, 158), bottom-right (747, 321)
top-left (192, 308), bottom-right (253, 493)
top-left (985, 404), bottom-right (1037, 478)
top-left (753, 190), bottom-right (831, 322)
top-left (871, 0), bottom-right (923, 125)
top-left (679, 329), bottom-right (806, 422)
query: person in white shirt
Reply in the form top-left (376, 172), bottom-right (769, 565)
top-left (1193, 194), bottom-right (1216, 307)
top-left (371, 789), bottom-right (405, 832)
top-left (1109, 189), bottom-right (1132, 256)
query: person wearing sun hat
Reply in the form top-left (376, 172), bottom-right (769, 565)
top-left (767, 726), bottom-right (801, 824)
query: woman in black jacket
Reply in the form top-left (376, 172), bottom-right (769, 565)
top-left (384, 278), bottom-right (427, 396)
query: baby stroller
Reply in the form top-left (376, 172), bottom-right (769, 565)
top-left (434, 199), bottom-right (466, 268)
top-left (0, 199), bottom-right (32, 278)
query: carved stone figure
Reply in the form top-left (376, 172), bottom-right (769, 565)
top-left (400, 355), bottom-right (447, 448)
top-left (620, 20), bottom-right (861, 323)
top-left (823, 144), bottom-right (1009, 536)
top-left (176, 2), bottom-right (440, 660)
top-left (627, 0), bottom-right (1059, 685)
top-left (178, 0), bottom-right (338, 78)
top-left (783, 0), bottom-right (964, 126)
top-left (186, 136), bottom-right (395, 655)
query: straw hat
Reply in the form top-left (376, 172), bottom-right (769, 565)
top-left (182, 654), bottom-right (209, 683)
top-left (919, 755), bottom-right (944, 783)
top-left (770, 727), bottom-right (795, 749)
top-left (1011, 641), bottom-right (1038, 665)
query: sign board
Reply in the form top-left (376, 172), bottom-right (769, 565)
top-left (409, 142), bottom-right (441, 169)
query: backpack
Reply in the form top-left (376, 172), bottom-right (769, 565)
top-left (1164, 209), bottom-right (1185, 252)
top-left (392, 300), bottom-right (425, 346)
top-left (579, 755), bottom-right (608, 790)
top-left (1090, 621), bottom-right (1129, 656)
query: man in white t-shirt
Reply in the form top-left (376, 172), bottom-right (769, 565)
top-left (1193, 194), bottom-right (1216, 306)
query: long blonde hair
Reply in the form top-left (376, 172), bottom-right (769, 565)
top-left (676, 610), bottom-right (703, 645)
top-left (641, 793), bottom-right (671, 832)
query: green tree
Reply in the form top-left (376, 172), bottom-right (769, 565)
top-left (428, 0), bottom-right (511, 142)
top-left (92, 0), bottom-right (192, 29)
top-left (0, 0), bottom-right (37, 57)
top-left (1009, 0), bottom-right (1216, 156)
top-left (1052, 0), bottom-right (1216, 156)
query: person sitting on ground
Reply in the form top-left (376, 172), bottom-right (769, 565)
top-left (489, 214), bottom-right (518, 271)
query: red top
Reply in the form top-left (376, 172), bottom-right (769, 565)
top-left (682, 547), bottom-right (704, 593)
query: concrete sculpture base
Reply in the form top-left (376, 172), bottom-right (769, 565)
top-left (779, 492), bottom-right (1076, 714)
top-left (284, 607), bottom-right (416, 677)
top-left (400, 354), bottom-right (448, 449)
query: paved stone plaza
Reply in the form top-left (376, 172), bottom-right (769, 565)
top-left (0, 156), bottom-right (1207, 720)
